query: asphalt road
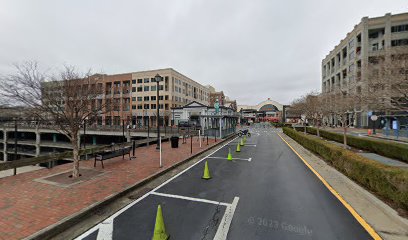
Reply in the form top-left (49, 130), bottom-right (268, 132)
top-left (75, 125), bottom-right (373, 240)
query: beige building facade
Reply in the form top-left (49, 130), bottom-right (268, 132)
top-left (130, 68), bottom-right (210, 126)
top-left (321, 12), bottom-right (408, 127)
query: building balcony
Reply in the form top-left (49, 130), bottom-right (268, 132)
top-left (6, 139), bottom-right (36, 146)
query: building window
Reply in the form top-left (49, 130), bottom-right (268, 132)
top-left (159, 96), bottom-right (164, 100)
top-left (391, 39), bottom-right (408, 47)
top-left (144, 104), bottom-right (150, 109)
top-left (371, 43), bottom-right (379, 51)
top-left (137, 97), bottom-right (142, 101)
top-left (132, 87), bottom-right (136, 92)
top-left (132, 79), bottom-right (136, 84)
top-left (151, 85), bottom-right (157, 91)
top-left (132, 97), bottom-right (136, 101)
top-left (391, 24), bottom-right (408, 33)
top-left (137, 87), bottom-right (143, 92)
top-left (151, 96), bottom-right (156, 101)
top-left (144, 86), bottom-right (149, 91)
top-left (165, 95), bottom-right (169, 100)
top-left (144, 78), bottom-right (149, 83)
top-left (349, 51), bottom-right (355, 60)
top-left (159, 104), bottom-right (163, 109)
top-left (123, 81), bottom-right (130, 87)
top-left (132, 105), bottom-right (136, 110)
top-left (151, 104), bottom-right (156, 109)
top-left (137, 79), bottom-right (143, 83)
top-left (137, 105), bottom-right (143, 109)
top-left (159, 85), bottom-right (164, 91)
top-left (349, 63), bottom-right (355, 72)
top-left (144, 96), bottom-right (149, 101)
top-left (349, 39), bottom-right (354, 48)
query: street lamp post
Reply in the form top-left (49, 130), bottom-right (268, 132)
top-left (83, 118), bottom-right (87, 160)
top-left (14, 118), bottom-right (18, 175)
top-left (155, 74), bottom-right (163, 150)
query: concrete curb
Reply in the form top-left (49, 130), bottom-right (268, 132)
top-left (280, 133), bottom-right (408, 240)
top-left (27, 135), bottom-right (235, 240)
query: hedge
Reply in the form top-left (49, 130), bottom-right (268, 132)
top-left (292, 126), bottom-right (408, 164)
top-left (283, 127), bottom-right (408, 210)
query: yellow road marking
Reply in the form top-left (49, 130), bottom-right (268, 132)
top-left (277, 133), bottom-right (382, 240)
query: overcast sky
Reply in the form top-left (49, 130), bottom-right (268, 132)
top-left (0, 0), bottom-right (407, 105)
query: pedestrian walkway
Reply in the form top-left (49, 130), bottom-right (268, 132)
top-left (308, 134), bottom-right (408, 168)
top-left (0, 138), bottom-right (219, 240)
top-left (322, 127), bottom-right (408, 144)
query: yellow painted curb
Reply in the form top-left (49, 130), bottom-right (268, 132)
top-left (277, 133), bottom-right (382, 240)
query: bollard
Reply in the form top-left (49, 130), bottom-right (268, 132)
top-left (159, 136), bottom-right (162, 167)
top-left (199, 130), bottom-right (202, 148)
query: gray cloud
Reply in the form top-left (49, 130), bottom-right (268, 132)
top-left (1, 0), bottom-right (407, 105)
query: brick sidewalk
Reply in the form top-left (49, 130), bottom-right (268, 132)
top-left (0, 138), bottom-right (221, 240)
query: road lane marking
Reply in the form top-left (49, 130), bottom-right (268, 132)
top-left (228, 144), bottom-right (256, 147)
top-left (96, 219), bottom-right (113, 240)
top-left (214, 197), bottom-right (239, 240)
top-left (74, 136), bottom-right (239, 240)
top-left (207, 156), bottom-right (252, 162)
top-left (150, 192), bottom-right (230, 206)
top-left (276, 133), bottom-right (382, 240)
top-left (152, 136), bottom-right (238, 192)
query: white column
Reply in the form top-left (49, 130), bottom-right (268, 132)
top-left (3, 128), bottom-right (7, 161)
top-left (35, 130), bottom-right (40, 157)
top-left (219, 118), bottom-right (222, 138)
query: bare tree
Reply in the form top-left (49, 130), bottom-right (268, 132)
top-left (0, 61), bottom-right (110, 178)
top-left (328, 89), bottom-right (361, 148)
top-left (290, 91), bottom-right (324, 136)
top-left (365, 46), bottom-right (408, 114)
top-left (290, 95), bottom-right (309, 134)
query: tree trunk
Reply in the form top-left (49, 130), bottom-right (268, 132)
top-left (343, 126), bottom-right (348, 149)
top-left (71, 135), bottom-right (80, 178)
top-left (316, 121), bottom-right (320, 137)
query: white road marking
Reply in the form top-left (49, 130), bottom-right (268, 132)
top-left (214, 197), bottom-right (240, 240)
top-left (228, 144), bottom-right (256, 147)
top-left (96, 219), bottom-right (113, 240)
top-left (150, 192), bottom-right (230, 206)
top-left (74, 136), bottom-right (238, 240)
top-left (207, 156), bottom-right (252, 162)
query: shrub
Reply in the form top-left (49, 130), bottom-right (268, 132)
top-left (283, 127), bottom-right (408, 210)
top-left (294, 127), bottom-right (408, 163)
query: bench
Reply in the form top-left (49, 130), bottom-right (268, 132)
top-left (94, 146), bottom-right (131, 169)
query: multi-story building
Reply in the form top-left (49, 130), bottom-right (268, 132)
top-left (130, 68), bottom-right (210, 126)
top-left (321, 12), bottom-right (408, 127)
top-left (43, 68), bottom-right (211, 127)
top-left (224, 96), bottom-right (237, 111)
top-left (208, 85), bottom-right (225, 107)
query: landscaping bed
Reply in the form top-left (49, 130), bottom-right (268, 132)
top-left (292, 126), bottom-right (408, 164)
top-left (283, 127), bottom-right (408, 211)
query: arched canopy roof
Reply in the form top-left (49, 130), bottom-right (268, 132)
top-left (259, 104), bottom-right (279, 112)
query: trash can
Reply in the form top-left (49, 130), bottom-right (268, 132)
top-left (171, 136), bottom-right (179, 148)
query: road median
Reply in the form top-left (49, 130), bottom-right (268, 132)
top-left (283, 127), bottom-right (408, 212)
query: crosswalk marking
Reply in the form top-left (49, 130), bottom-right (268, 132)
top-left (150, 192), bottom-right (231, 206)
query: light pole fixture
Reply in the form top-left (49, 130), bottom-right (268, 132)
top-left (155, 73), bottom-right (163, 149)
top-left (83, 116), bottom-right (89, 160)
